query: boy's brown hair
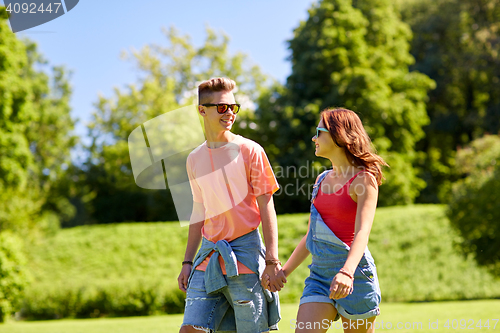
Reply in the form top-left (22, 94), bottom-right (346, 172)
top-left (198, 77), bottom-right (236, 104)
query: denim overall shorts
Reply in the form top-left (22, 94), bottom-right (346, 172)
top-left (300, 170), bottom-right (381, 320)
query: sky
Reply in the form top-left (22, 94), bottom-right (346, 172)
top-left (3, 0), bottom-right (316, 145)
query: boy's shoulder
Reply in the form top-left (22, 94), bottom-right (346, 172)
top-left (187, 141), bottom-right (206, 159)
top-left (233, 135), bottom-right (264, 153)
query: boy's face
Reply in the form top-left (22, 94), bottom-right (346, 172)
top-left (200, 90), bottom-right (237, 131)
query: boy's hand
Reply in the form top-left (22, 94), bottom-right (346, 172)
top-left (261, 266), bottom-right (287, 292)
top-left (177, 264), bottom-right (192, 293)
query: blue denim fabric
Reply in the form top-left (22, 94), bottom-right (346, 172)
top-left (186, 228), bottom-right (280, 330)
top-left (183, 270), bottom-right (271, 333)
top-left (300, 170), bottom-right (381, 320)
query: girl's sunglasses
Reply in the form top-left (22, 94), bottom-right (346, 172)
top-left (316, 127), bottom-right (329, 137)
top-left (201, 103), bottom-right (241, 114)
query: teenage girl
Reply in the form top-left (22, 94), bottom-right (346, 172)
top-left (264, 108), bottom-right (388, 333)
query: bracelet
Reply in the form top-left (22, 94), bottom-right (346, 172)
top-left (182, 261), bottom-right (193, 266)
top-left (339, 268), bottom-right (354, 280)
top-left (265, 259), bottom-right (282, 266)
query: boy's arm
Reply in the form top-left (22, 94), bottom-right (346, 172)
top-left (257, 193), bottom-right (286, 292)
top-left (177, 201), bottom-right (204, 292)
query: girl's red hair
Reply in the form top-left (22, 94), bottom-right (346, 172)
top-left (321, 108), bottom-right (388, 185)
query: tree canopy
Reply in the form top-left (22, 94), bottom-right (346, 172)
top-left (241, 0), bottom-right (435, 211)
top-left (0, 8), bottom-right (76, 233)
top-left (402, 0), bottom-right (500, 202)
top-left (447, 135), bottom-right (500, 276)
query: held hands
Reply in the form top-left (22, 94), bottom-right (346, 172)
top-left (329, 269), bottom-right (354, 299)
top-left (261, 265), bottom-right (287, 292)
top-left (177, 263), bottom-right (192, 293)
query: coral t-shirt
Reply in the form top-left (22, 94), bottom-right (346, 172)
top-left (186, 135), bottom-right (279, 274)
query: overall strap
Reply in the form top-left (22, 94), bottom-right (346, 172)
top-left (310, 170), bottom-right (330, 203)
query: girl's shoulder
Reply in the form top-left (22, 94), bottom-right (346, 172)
top-left (351, 169), bottom-right (378, 190)
top-left (314, 170), bottom-right (331, 185)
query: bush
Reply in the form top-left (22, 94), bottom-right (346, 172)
top-left (21, 280), bottom-right (185, 320)
top-left (21, 222), bottom-right (188, 319)
top-left (0, 232), bottom-right (30, 322)
top-left (447, 135), bottom-right (500, 276)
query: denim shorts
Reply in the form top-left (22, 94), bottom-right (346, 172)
top-left (300, 261), bottom-right (380, 321)
top-left (182, 270), bottom-right (272, 333)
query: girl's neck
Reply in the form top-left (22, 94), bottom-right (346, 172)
top-left (328, 154), bottom-right (358, 178)
top-left (330, 164), bottom-right (360, 178)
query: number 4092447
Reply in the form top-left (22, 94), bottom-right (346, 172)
top-left (443, 319), bottom-right (499, 329)
top-left (6, 2), bottom-right (62, 14)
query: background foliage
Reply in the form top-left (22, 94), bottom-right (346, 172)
top-left (0, 8), bottom-right (76, 234)
top-left (0, 232), bottom-right (30, 322)
top-left (447, 135), bottom-right (500, 277)
top-left (237, 0), bottom-right (435, 212)
top-left (402, 0), bottom-right (500, 203)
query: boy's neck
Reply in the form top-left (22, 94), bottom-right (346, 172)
top-left (205, 129), bottom-right (236, 149)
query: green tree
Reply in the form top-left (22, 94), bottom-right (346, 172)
top-left (0, 231), bottom-right (30, 322)
top-left (401, 0), bottom-right (500, 203)
top-left (0, 8), bottom-right (76, 233)
top-left (76, 26), bottom-right (270, 224)
top-left (447, 135), bottom-right (500, 276)
top-left (242, 0), bottom-right (435, 211)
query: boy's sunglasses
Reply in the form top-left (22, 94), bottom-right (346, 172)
top-left (201, 103), bottom-right (241, 114)
top-left (316, 127), bottom-right (329, 137)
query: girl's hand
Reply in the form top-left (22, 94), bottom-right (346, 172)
top-left (329, 273), bottom-right (353, 299)
top-left (261, 269), bottom-right (287, 291)
top-left (261, 273), bottom-right (271, 290)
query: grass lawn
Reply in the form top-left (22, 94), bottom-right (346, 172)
top-left (2, 300), bottom-right (499, 333)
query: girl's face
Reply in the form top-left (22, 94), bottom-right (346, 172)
top-left (312, 119), bottom-right (338, 157)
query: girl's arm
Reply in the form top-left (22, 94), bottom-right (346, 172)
top-left (262, 173), bottom-right (321, 290)
top-left (282, 172), bottom-right (324, 278)
top-left (282, 217), bottom-right (311, 278)
top-left (261, 218), bottom-right (311, 290)
top-left (330, 172), bottom-right (379, 299)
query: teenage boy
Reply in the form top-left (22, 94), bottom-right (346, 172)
top-left (178, 77), bottom-right (285, 333)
